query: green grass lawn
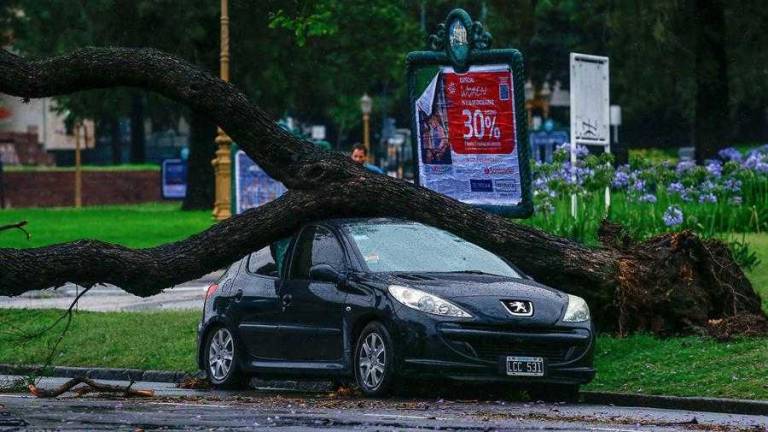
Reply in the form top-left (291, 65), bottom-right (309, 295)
top-left (744, 233), bottom-right (768, 312)
top-left (0, 203), bottom-right (212, 249)
top-left (0, 309), bottom-right (200, 372)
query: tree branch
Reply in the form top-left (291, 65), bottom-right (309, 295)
top-left (0, 221), bottom-right (30, 240)
top-left (0, 47), bottom-right (762, 333)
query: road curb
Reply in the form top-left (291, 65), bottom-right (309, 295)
top-left (582, 391), bottom-right (768, 416)
top-left (3, 364), bottom-right (768, 416)
top-left (0, 364), bottom-right (191, 384)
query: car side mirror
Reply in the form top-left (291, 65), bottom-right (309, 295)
top-left (309, 264), bottom-right (344, 284)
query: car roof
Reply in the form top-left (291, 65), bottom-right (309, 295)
top-left (321, 217), bottom-right (421, 228)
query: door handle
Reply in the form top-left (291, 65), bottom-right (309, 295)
top-left (234, 289), bottom-right (243, 302)
top-left (282, 294), bottom-right (292, 308)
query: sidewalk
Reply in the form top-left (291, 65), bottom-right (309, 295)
top-left (0, 271), bottom-right (222, 312)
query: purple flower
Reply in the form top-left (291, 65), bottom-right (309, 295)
top-left (698, 193), bottom-right (717, 203)
top-left (743, 153), bottom-right (763, 170)
top-left (729, 196), bottom-right (743, 205)
top-left (706, 160), bottom-right (722, 177)
top-left (663, 206), bottom-right (684, 226)
top-left (700, 180), bottom-right (715, 192)
top-left (613, 171), bottom-right (630, 189)
top-left (723, 178), bottom-right (742, 192)
top-left (638, 193), bottom-right (657, 203)
top-left (718, 147), bottom-right (742, 162)
top-left (632, 179), bottom-right (646, 192)
top-left (676, 160), bottom-right (696, 175)
top-left (667, 182), bottom-right (685, 194)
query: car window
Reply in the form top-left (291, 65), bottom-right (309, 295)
top-left (343, 221), bottom-right (519, 277)
top-left (247, 246), bottom-right (277, 276)
top-left (311, 226), bottom-right (345, 271)
top-left (289, 226), bottom-right (316, 280)
top-left (289, 226), bottom-right (345, 280)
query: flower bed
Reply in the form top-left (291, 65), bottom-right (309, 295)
top-left (525, 145), bottom-right (768, 269)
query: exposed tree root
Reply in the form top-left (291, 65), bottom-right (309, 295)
top-left (602, 222), bottom-right (764, 335)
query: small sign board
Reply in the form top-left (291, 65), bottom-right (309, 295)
top-left (407, 9), bottom-right (532, 217)
top-left (232, 148), bottom-right (287, 214)
top-left (161, 159), bottom-right (187, 199)
top-left (570, 53), bottom-right (610, 147)
top-left (569, 53), bottom-right (610, 215)
top-left (529, 130), bottom-right (568, 163)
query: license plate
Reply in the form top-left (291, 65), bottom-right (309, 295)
top-left (505, 356), bottom-right (545, 377)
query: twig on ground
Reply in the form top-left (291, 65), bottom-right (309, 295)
top-left (28, 377), bottom-right (154, 398)
top-left (0, 221), bottom-right (29, 239)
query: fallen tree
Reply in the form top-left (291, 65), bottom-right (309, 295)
top-left (0, 47), bottom-right (764, 335)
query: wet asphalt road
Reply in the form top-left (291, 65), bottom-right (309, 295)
top-left (1, 378), bottom-right (767, 431)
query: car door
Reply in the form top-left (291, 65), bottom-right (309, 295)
top-left (233, 244), bottom-right (285, 360)
top-left (280, 225), bottom-right (348, 362)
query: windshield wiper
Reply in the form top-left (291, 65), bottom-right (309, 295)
top-left (446, 270), bottom-right (494, 275)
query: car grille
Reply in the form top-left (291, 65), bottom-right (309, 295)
top-left (441, 327), bottom-right (588, 364)
top-left (462, 339), bottom-right (572, 362)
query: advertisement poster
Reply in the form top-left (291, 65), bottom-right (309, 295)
top-left (415, 64), bottom-right (522, 206)
top-left (234, 150), bottom-right (287, 214)
top-left (161, 159), bottom-right (187, 199)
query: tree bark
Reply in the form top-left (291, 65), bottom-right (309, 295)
top-left (0, 47), bottom-right (762, 334)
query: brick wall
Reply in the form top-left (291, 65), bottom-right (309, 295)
top-left (1, 170), bottom-right (163, 208)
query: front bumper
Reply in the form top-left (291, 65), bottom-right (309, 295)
top-left (390, 307), bottom-right (596, 385)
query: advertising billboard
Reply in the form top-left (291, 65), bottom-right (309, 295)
top-left (233, 149), bottom-right (287, 214)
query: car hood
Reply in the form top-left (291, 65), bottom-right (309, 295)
top-left (376, 272), bottom-right (570, 326)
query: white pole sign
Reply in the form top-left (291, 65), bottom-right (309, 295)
top-left (569, 53), bottom-right (610, 216)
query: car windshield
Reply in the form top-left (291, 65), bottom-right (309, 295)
top-left (342, 221), bottom-right (520, 277)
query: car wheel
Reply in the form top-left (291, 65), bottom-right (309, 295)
top-left (354, 322), bottom-right (396, 397)
top-left (204, 326), bottom-right (245, 389)
top-left (528, 384), bottom-right (580, 403)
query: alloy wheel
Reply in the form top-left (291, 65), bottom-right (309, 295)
top-left (358, 332), bottom-right (386, 390)
top-left (208, 327), bottom-right (235, 381)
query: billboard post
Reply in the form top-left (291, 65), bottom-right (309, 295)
top-left (406, 8), bottom-right (532, 218)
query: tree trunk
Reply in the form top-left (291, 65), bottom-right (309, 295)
top-left (181, 111), bottom-right (215, 210)
top-left (129, 92), bottom-right (146, 164)
top-left (693, 0), bottom-right (729, 163)
top-left (0, 47), bottom-right (763, 335)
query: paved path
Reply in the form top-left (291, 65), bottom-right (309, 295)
top-left (1, 376), bottom-right (767, 431)
top-left (0, 272), bottom-right (221, 312)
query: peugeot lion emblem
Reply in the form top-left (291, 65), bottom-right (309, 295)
top-left (503, 300), bottom-right (534, 317)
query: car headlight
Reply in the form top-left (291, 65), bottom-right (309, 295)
top-left (388, 285), bottom-right (472, 318)
top-left (563, 294), bottom-right (590, 322)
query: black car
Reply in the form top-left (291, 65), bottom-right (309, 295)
top-left (197, 218), bottom-right (595, 398)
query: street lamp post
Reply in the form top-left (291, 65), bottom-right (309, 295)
top-left (360, 93), bottom-right (372, 162)
top-left (211, 0), bottom-right (232, 221)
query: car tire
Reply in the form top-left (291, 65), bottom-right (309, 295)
top-left (354, 321), bottom-right (396, 397)
top-left (528, 384), bottom-right (580, 403)
top-left (204, 325), bottom-right (246, 389)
